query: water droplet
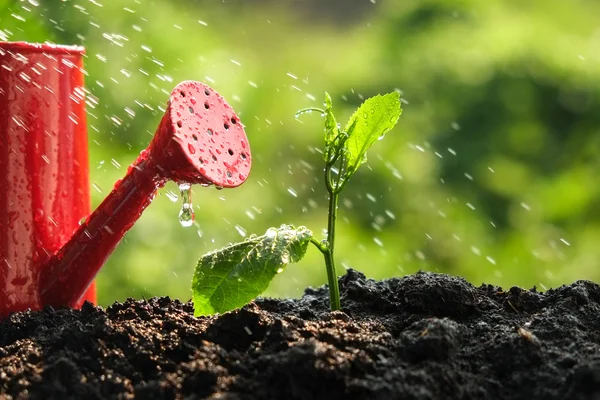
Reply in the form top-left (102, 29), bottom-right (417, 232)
top-left (294, 109), bottom-right (313, 118)
top-left (266, 227), bottom-right (278, 239)
top-left (560, 238), bottom-right (571, 246)
top-left (165, 190), bottom-right (178, 202)
top-left (235, 225), bottom-right (247, 237)
top-left (178, 182), bottom-right (194, 227)
top-left (280, 251), bottom-right (290, 264)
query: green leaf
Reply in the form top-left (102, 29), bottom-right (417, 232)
top-left (192, 225), bottom-right (313, 316)
top-left (324, 93), bottom-right (339, 147)
top-left (323, 92), bottom-right (339, 161)
top-left (342, 92), bottom-right (402, 178)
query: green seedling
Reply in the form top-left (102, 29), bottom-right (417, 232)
top-left (192, 91), bottom-right (402, 316)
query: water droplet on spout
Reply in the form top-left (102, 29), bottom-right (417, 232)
top-left (178, 182), bottom-right (194, 227)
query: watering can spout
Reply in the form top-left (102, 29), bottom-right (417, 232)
top-left (39, 81), bottom-right (252, 308)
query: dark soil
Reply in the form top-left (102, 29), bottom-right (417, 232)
top-left (2, 270), bottom-right (600, 399)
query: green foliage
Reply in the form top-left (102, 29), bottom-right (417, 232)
top-left (192, 92), bottom-right (401, 314)
top-left (323, 92), bottom-right (339, 154)
top-left (192, 225), bottom-right (312, 316)
top-left (342, 92), bottom-right (402, 179)
top-left (315, 91), bottom-right (403, 310)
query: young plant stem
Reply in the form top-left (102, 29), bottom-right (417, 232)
top-left (308, 163), bottom-right (342, 311)
top-left (323, 161), bottom-right (342, 310)
top-left (324, 185), bottom-right (341, 311)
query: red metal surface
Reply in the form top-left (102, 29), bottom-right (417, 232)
top-left (40, 81), bottom-right (252, 308)
top-left (150, 81), bottom-right (251, 187)
top-left (0, 41), bottom-right (96, 316)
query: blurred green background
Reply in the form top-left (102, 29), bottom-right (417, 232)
top-left (2, 0), bottom-right (600, 306)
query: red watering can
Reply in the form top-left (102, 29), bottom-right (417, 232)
top-left (0, 42), bottom-right (252, 317)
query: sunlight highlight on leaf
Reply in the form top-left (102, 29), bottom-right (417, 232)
top-left (323, 92), bottom-right (339, 160)
top-left (342, 92), bottom-right (402, 178)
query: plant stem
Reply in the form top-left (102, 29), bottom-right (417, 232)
top-left (309, 237), bottom-right (327, 254)
top-left (323, 165), bottom-right (341, 311)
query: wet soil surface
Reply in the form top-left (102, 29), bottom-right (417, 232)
top-left (2, 269), bottom-right (600, 399)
